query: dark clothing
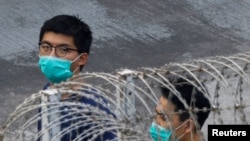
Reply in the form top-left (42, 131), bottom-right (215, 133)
top-left (38, 83), bottom-right (116, 141)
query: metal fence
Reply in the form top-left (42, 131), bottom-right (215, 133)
top-left (0, 52), bottom-right (250, 141)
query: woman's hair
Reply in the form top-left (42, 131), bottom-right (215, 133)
top-left (160, 77), bottom-right (211, 129)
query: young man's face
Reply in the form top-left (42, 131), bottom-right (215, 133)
top-left (155, 96), bottom-right (187, 140)
top-left (39, 31), bottom-right (88, 73)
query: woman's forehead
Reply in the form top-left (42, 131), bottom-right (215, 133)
top-left (159, 96), bottom-right (176, 113)
top-left (158, 97), bottom-right (181, 124)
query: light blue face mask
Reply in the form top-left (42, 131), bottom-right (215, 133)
top-left (149, 122), bottom-right (172, 141)
top-left (38, 55), bottom-right (80, 83)
top-left (149, 121), bottom-right (186, 141)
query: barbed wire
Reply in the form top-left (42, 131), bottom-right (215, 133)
top-left (0, 52), bottom-right (250, 141)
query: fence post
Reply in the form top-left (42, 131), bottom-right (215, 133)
top-left (115, 69), bottom-right (136, 119)
top-left (40, 89), bottom-right (61, 141)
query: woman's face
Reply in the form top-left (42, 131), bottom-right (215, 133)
top-left (155, 96), bottom-right (187, 140)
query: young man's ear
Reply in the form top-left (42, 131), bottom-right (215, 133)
top-left (78, 53), bottom-right (88, 66)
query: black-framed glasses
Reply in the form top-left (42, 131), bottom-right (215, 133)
top-left (38, 42), bottom-right (79, 57)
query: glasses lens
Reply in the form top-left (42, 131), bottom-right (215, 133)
top-left (39, 43), bottom-right (51, 55)
top-left (39, 43), bottom-right (74, 57)
top-left (56, 46), bottom-right (69, 57)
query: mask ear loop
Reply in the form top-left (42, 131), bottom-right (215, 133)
top-left (71, 53), bottom-right (83, 74)
top-left (175, 119), bottom-right (189, 130)
top-left (71, 53), bottom-right (83, 63)
top-left (175, 119), bottom-right (193, 140)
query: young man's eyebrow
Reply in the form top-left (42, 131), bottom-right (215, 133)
top-left (40, 41), bottom-right (70, 47)
top-left (40, 41), bottom-right (51, 44)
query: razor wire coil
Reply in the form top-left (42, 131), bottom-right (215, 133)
top-left (1, 52), bottom-right (250, 141)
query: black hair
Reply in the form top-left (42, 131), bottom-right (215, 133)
top-left (161, 77), bottom-right (211, 129)
top-left (39, 14), bottom-right (93, 70)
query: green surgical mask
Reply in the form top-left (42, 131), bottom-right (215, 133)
top-left (38, 55), bottom-right (80, 83)
top-left (149, 121), bottom-right (173, 141)
top-left (149, 121), bottom-right (187, 141)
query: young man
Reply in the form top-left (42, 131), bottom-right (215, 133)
top-left (37, 14), bottom-right (116, 141)
top-left (149, 77), bottom-right (211, 141)
top-left (38, 14), bottom-right (91, 84)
